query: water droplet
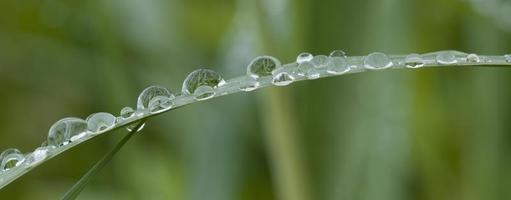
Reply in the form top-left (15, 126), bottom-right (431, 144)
top-left (69, 132), bottom-right (88, 142)
top-left (272, 72), bottom-right (295, 86)
top-left (86, 112), bottom-right (116, 133)
top-left (247, 56), bottom-right (281, 78)
top-left (311, 55), bottom-right (328, 68)
top-left (436, 51), bottom-right (457, 64)
top-left (329, 50), bottom-right (347, 58)
top-left (504, 54), bottom-right (511, 63)
top-left (327, 52), bottom-right (350, 74)
top-left (296, 52), bottom-right (313, 64)
top-left (120, 107), bottom-right (135, 119)
top-left (182, 69), bottom-right (225, 97)
top-left (295, 62), bottom-right (319, 79)
top-left (127, 122), bottom-right (146, 133)
top-left (137, 86), bottom-right (175, 110)
top-left (24, 147), bottom-right (51, 165)
top-left (239, 77), bottom-right (260, 92)
top-left (466, 53), bottom-right (480, 62)
top-left (148, 96), bottom-right (173, 112)
top-left (364, 52), bottom-right (393, 69)
top-left (47, 117), bottom-right (88, 146)
top-left (404, 54), bottom-right (425, 68)
top-left (0, 148), bottom-right (24, 171)
top-left (193, 85), bottom-right (215, 100)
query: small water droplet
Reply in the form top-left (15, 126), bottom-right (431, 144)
top-left (327, 52), bottom-right (350, 74)
top-left (182, 69), bottom-right (225, 96)
top-left (193, 85), bottom-right (216, 100)
top-left (504, 54), bottom-right (511, 63)
top-left (296, 62), bottom-right (319, 79)
top-left (296, 52), bottom-right (313, 64)
top-left (127, 123), bottom-right (146, 133)
top-left (137, 86), bottom-right (175, 110)
top-left (364, 52), bottom-right (392, 69)
top-left (311, 55), bottom-right (328, 68)
top-left (272, 72), bottom-right (295, 86)
top-left (239, 77), bottom-right (260, 92)
top-left (436, 51), bottom-right (458, 64)
top-left (247, 56), bottom-right (281, 78)
top-left (120, 107), bottom-right (135, 119)
top-left (466, 53), bottom-right (480, 62)
top-left (86, 112), bottom-right (116, 133)
top-left (148, 96), bottom-right (173, 112)
top-left (329, 50), bottom-right (347, 58)
top-left (0, 148), bottom-right (25, 171)
top-left (404, 54), bottom-right (425, 68)
top-left (47, 117), bottom-right (88, 146)
top-left (24, 147), bottom-right (51, 165)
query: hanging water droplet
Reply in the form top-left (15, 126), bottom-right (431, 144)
top-left (272, 72), bottom-right (295, 86)
top-left (247, 56), bottom-right (282, 78)
top-left (436, 51), bottom-right (457, 64)
top-left (193, 85), bottom-right (215, 100)
top-left (182, 69), bottom-right (225, 97)
top-left (148, 96), bottom-right (173, 112)
top-left (86, 112), bottom-right (116, 133)
top-left (239, 77), bottom-right (260, 92)
top-left (504, 54), bottom-right (511, 62)
top-left (466, 53), bottom-right (480, 62)
top-left (404, 54), bottom-right (425, 68)
top-left (327, 52), bottom-right (350, 75)
top-left (24, 147), bottom-right (51, 165)
top-left (364, 52), bottom-right (392, 70)
top-left (296, 52), bottom-right (313, 64)
top-left (127, 122), bottom-right (146, 133)
top-left (47, 117), bottom-right (88, 146)
top-left (137, 86), bottom-right (175, 110)
top-left (120, 107), bottom-right (135, 119)
top-left (329, 50), bottom-right (347, 58)
top-left (311, 55), bottom-right (328, 68)
top-left (0, 148), bottom-right (25, 171)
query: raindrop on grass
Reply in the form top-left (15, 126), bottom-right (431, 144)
top-left (24, 147), bottom-right (51, 165)
top-left (182, 69), bottom-right (225, 99)
top-left (247, 56), bottom-right (281, 78)
top-left (272, 72), bottom-right (294, 86)
top-left (364, 52), bottom-right (392, 69)
top-left (504, 54), bottom-right (511, 63)
top-left (120, 107), bottom-right (135, 119)
top-left (327, 50), bottom-right (350, 74)
top-left (127, 123), bottom-right (146, 133)
top-left (296, 52), bottom-right (313, 64)
top-left (404, 54), bottom-right (425, 68)
top-left (193, 85), bottom-right (216, 100)
top-left (137, 86), bottom-right (175, 110)
top-left (436, 51), bottom-right (457, 64)
top-left (466, 53), bottom-right (480, 62)
top-left (311, 55), bottom-right (328, 68)
top-left (86, 112), bottom-right (116, 133)
top-left (329, 50), bottom-right (347, 58)
top-left (148, 96), bottom-right (173, 112)
top-left (0, 148), bottom-right (24, 171)
top-left (47, 117), bottom-right (88, 146)
top-left (239, 77), bottom-right (259, 92)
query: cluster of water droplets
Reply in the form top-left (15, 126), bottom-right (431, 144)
top-left (2, 50), bottom-right (511, 188)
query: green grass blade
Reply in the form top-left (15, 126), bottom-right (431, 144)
top-left (61, 121), bottom-right (146, 200)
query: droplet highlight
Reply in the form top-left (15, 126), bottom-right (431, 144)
top-left (466, 53), bottom-right (480, 62)
top-left (137, 86), bottom-right (175, 110)
top-left (404, 54), bottom-right (425, 68)
top-left (239, 77), bottom-right (260, 92)
top-left (47, 117), bottom-right (88, 146)
top-left (247, 56), bottom-right (281, 78)
top-left (272, 72), bottom-right (295, 86)
top-left (296, 52), bottom-right (313, 64)
top-left (86, 112), bottom-right (116, 133)
top-left (127, 123), bottom-right (146, 133)
top-left (0, 148), bottom-right (25, 171)
top-left (327, 51), bottom-right (350, 74)
top-left (364, 52), bottom-right (392, 70)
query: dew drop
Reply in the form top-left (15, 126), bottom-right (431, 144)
top-left (148, 96), bottom-right (173, 112)
top-left (327, 52), bottom-right (350, 74)
top-left (436, 51), bottom-right (457, 64)
top-left (504, 54), bottom-right (511, 63)
top-left (311, 55), bottom-right (328, 68)
top-left (24, 147), bottom-right (51, 165)
top-left (86, 112), bottom-right (116, 133)
top-left (182, 69), bottom-right (225, 97)
top-left (120, 107), bottom-right (135, 119)
top-left (247, 56), bottom-right (281, 78)
top-left (239, 77), bottom-right (260, 92)
top-left (466, 53), bottom-right (480, 62)
top-left (296, 62), bottom-right (319, 79)
top-left (193, 85), bottom-right (215, 100)
top-left (127, 122), bottom-right (146, 133)
top-left (137, 86), bottom-right (175, 110)
top-left (364, 52), bottom-right (392, 70)
top-left (0, 148), bottom-right (25, 171)
top-left (296, 52), bottom-right (313, 64)
top-left (47, 117), bottom-right (88, 146)
top-left (272, 72), bottom-right (295, 86)
top-left (404, 54), bottom-right (425, 68)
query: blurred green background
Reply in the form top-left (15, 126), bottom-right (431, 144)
top-left (1, 0), bottom-right (511, 199)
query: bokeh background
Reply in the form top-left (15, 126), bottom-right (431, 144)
top-left (1, 0), bottom-right (511, 199)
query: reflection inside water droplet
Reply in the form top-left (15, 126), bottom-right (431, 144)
top-left (47, 117), bottom-right (88, 146)
top-left (120, 107), bottom-right (135, 119)
top-left (182, 69), bottom-right (225, 96)
top-left (86, 112), bottom-right (116, 133)
top-left (137, 86), bottom-right (174, 110)
top-left (327, 52), bottom-right (350, 74)
top-left (247, 56), bottom-right (281, 78)
top-left (194, 85), bottom-right (215, 100)
top-left (436, 51), bottom-right (458, 64)
top-left (239, 77), bottom-right (259, 92)
top-left (466, 53), bottom-right (480, 62)
top-left (364, 52), bottom-right (392, 69)
top-left (311, 55), bottom-right (328, 68)
top-left (0, 148), bottom-right (24, 171)
top-left (404, 54), bottom-right (424, 68)
top-left (148, 96), bottom-right (173, 112)
top-left (272, 72), bottom-right (294, 86)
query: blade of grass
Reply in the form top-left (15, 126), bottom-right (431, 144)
top-left (61, 120), bottom-right (146, 200)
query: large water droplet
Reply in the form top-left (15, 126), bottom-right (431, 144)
top-left (466, 53), bottom-right (480, 62)
top-left (120, 107), bottom-right (135, 120)
top-left (436, 51), bottom-right (457, 64)
top-left (47, 117), bottom-right (88, 146)
top-left (327, 51), bottom-right (350, 74)
top-left (311, 55), bottom-right (328, 68)
top-left (0, 148), bottom-right (24, 171)
top-left (504, 54), bottom-right (511, 63)
top-left (364, 52), bottom-right (392, 70)
top-left (148, 96), bottom-right (173, 112)
top-left (296, 52), bottom-right (313, 64)
top-left (127, 122), bottom-right (146, 133)
top-left (182, 69), bottom-right (225, 97)
top-left (272, 72), bottom-right (295, 86)
top-left (404, 54), bottom-right (425, 68)
top-left (296, 62), bottom-right (319, 79)
top-left (247, 56), bottom-right (281, 78)
top-left (137, 86), bottom-right (175, 110)
top-left (86, 112), bottom-right (116, 133)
